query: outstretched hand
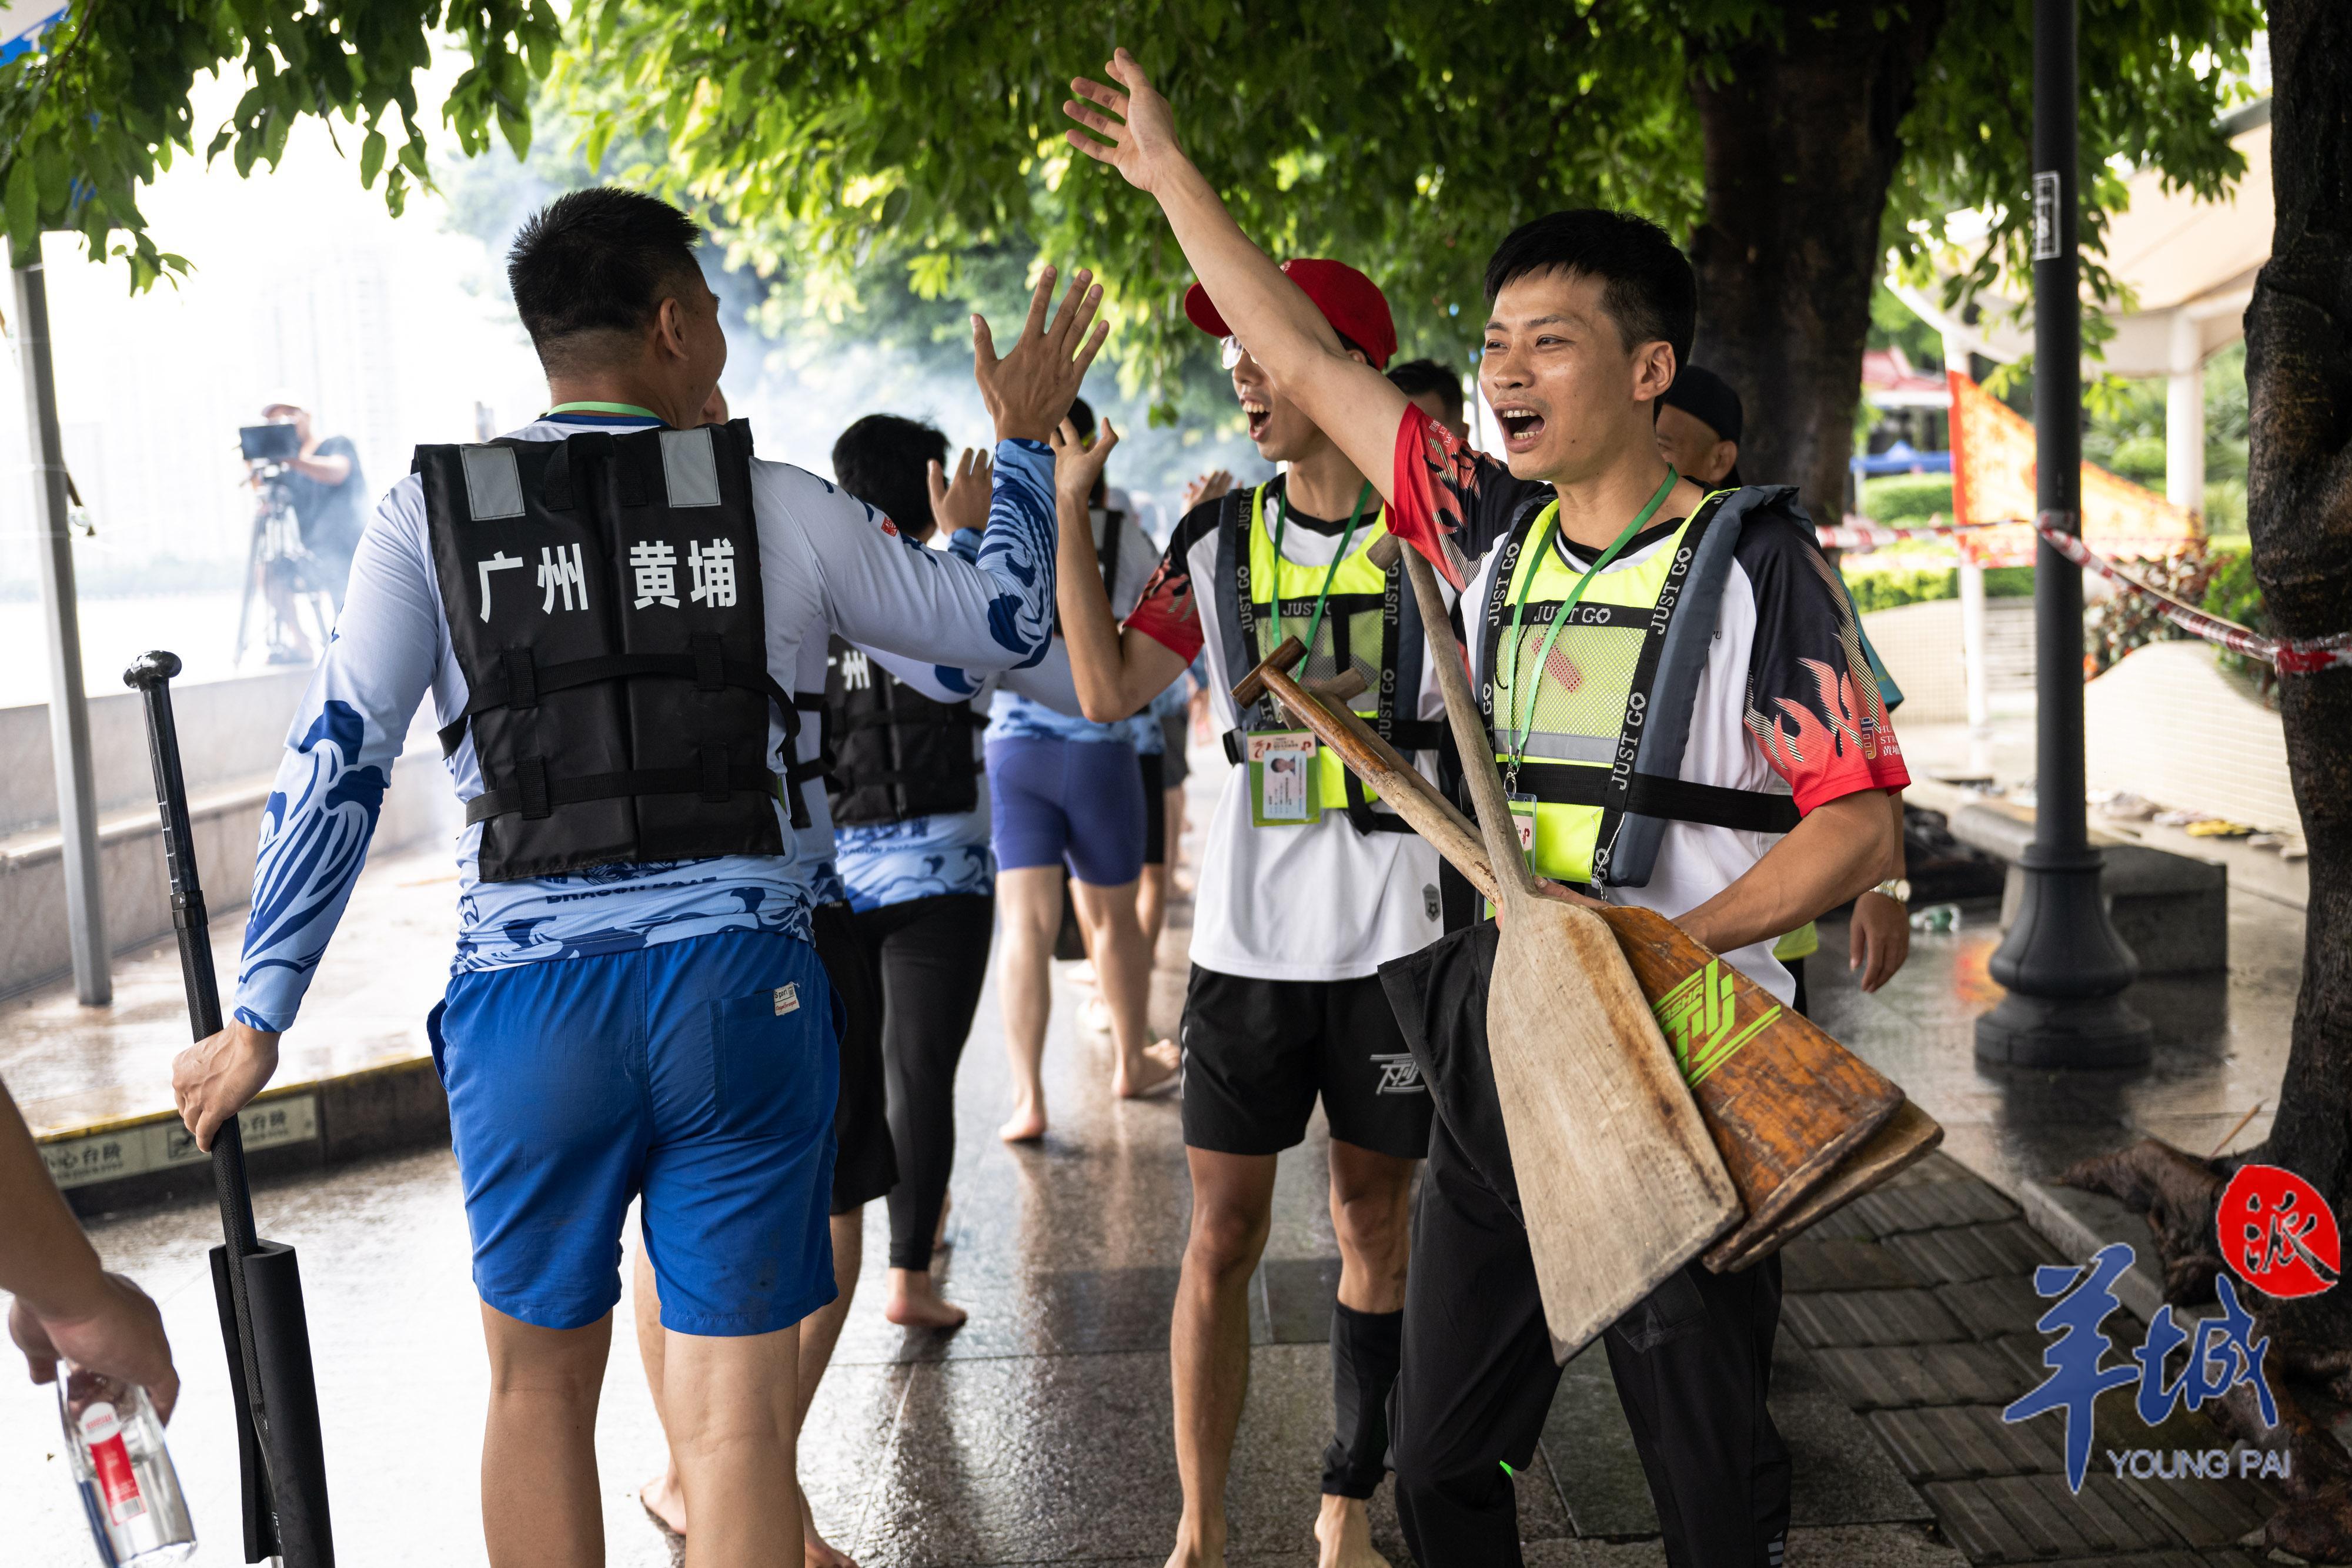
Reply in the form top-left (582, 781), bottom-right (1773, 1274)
top-left (1063, 48), bottom-right (1183, 194)
top-left (1048, 416), bottom-right (1120, 507)
top-left (973, 266), bottom-right (1110, 444)
top-left (1183, 469), bottom-right (1235, 511)
top-left (928, 447), bottom-right (995, 536)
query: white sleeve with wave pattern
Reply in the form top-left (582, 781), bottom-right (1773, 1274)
top-left (230, 486), bottom-right (440, 1032)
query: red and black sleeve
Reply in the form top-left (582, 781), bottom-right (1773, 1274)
top-left (1736, 511), bottom-right (1911, 814)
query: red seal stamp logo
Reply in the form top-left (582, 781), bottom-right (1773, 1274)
top-left (2218, 1164), bottom-right (2340, 1299)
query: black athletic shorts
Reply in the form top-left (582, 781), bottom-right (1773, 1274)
top-left (1178, 965), bottom-right (1433, 1160)
top-left (1140, 751), bottom-right (1167, 867)
top-left (811, 898), bottom-right (897, 1213)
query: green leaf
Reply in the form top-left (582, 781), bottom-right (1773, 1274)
top-left (5, 158), bottom-right (38, 266)
top-left (359, 128), bottom-right (386, 188)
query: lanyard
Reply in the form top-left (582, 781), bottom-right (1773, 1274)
top-left (1266, 479), bottom-right (1375, 664)
top-left (545, 400), bottom-right (662, 420)
top-left (1500, 467), bottom-right (1679, 782)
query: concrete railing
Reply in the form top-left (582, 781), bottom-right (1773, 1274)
top-left (0, 674), bottom-right (455, 998)
top-left (0, 670), bottom-right (316, 838)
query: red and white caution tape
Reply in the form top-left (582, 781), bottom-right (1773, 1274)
top-left (2034, 517), bottom-right (2352, 676)
top-left (1819, 521), bottom-right (1963, 550)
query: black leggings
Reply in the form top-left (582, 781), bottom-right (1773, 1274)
top-left (852, 892), bottom-right (997, 1271)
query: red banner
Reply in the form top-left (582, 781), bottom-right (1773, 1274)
top-left (1947, 371), bottom-right (2200, 568)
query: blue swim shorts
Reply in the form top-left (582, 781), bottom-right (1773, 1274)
top-left (430, 930), bottom-right (840, 1336)
top-left (986, 735), bottom-right (1147, 886)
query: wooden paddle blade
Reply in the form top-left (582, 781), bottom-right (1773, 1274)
top-left (1485, 899), bottom-right (1741, 1362)
top-left (1706, 1100), bottom-right (1946, 1271)
top-left (1596, 905), bottom-right (1905, 1255)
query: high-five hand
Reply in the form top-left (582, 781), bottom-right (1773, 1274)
top-left (929, 447), bottom-right (995, 535)
top-left (1048, 416), bottom-right (1120, 508)
top-left (973, 266), bottom-right (1110, 444)
top-left (1063, 49), bottom-right (1182, 193)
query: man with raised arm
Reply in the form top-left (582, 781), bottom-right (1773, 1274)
top-left (167, 187), bottom-right (1105, 1568)
top-left (1038, 213), bottom-right (1541, 1568)
top-left (1063, 52), bottom-right (1908, 1567)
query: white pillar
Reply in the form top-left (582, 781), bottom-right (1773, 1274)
top-left (2166, 310), bottom-right (2206, 516)
top-left (1960, 554), bottom-right (1990, 733)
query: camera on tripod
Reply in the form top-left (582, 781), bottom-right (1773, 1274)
top-left (239, 422), bottom-right (302, 464)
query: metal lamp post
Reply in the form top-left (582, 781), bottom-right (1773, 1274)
top-left (1974, 0), bottom-right (2153, 1068)
top-left (17, 260), bottom-right (110, 1006)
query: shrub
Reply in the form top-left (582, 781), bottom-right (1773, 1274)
top-left (2107, 434), bottom-right (2168, 487)
top-left (1840, 560), bottom-right (2035, 614)
top-left (2201, 547), bottom-right (2276, 701)
top-left (1859, 473), bottom-right (1953, 523)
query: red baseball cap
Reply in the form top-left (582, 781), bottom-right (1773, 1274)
top-left (1184, 259), bottom-right (1397, 370)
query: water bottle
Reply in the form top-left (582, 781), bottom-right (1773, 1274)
top-left (58, 1363), bottom-right (196, 1565)
top-left (1909, 902), bottom-right (1961, 934)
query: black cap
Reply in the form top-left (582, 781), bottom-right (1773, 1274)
top-left (1661, 363), bottom-right (1743, 446)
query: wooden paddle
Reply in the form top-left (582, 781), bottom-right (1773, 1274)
top-left (1241, 653), bottom-right (1742, 1355)
top-left (1240, 529), bottom-right (1936, 1266)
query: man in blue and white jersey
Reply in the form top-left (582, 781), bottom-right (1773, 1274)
top-left (169, 186), bottom-right (1107, 1563)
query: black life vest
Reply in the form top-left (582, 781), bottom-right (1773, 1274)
top-left (823, 637), bottom-right (985, 825)
top-left (418, 420), bottom-right (806, 883)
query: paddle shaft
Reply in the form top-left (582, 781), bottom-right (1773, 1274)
top-left (126, 657), bottom-right (267, 1310)
top-left (1393, 541), bottom-right (1545, 905)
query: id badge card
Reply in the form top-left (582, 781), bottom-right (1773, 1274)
top-left (1506, 792), bottom-right (1539, 866)
top-left (1248, 731), bottom-right (1321, 827)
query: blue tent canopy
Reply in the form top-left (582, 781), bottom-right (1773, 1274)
top-left (1852, 440), bottom-right (1952, 477)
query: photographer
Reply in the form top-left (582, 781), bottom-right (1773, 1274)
top-left (250, 392), bottom-right (366, 662)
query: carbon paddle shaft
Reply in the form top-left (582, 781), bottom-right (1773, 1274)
top-left (127, 651), bottom-right (336, 1568)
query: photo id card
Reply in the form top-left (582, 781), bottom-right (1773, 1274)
top-left (1507, 792), bottom-right (1539, 865)
top-left (1248, 731), bottom-right (1321, 827)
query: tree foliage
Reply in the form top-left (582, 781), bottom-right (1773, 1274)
top-left (565, 0), bottom-right (2260, 410)
top-left (0, 0), bottom-right (560, 287)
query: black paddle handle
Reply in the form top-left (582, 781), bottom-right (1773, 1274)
top-left (123, 652), bottom-right (262, 1255)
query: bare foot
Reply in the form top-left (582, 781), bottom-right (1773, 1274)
top-left (638, 1466), bottom-right (687, 1538)
top-left (1162, 1523), bottom-right (1228, 1568)
top-left (1081, 993), bottom-right (1114, 1033)
top-left (884, 1266), bottom-right (969, 1329)
top-left (801, 1477), bottom-right (857, 1567)
top-left (1114, 1038), bottom-right (1182, 1099)
top-left (999, 1101), bottom-right (1046, 1143)
top-left (1314, 1494), bottom-right (1391, 1568)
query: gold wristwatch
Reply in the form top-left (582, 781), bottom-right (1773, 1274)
top-left (1874, 878), bottom-right (1911, 904)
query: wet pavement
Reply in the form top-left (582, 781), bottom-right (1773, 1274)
top-left (1, 843), bottom-right (456, 1138)
top-left (0, 754), bottom-right (2309, 1566)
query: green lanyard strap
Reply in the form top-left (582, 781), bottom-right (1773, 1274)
top-left (1500, 467), bottom-right (1679, 784)
top-left (545, 400), bottom-right (663, 420)
top-left (1265, 479), bottom-right (1375, 668)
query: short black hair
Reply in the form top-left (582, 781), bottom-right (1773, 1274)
top-left (832, 414), bottom-right (949, 537)
top-left (1067, 396), bottom-right (1096, 442)
top-left (1483, 209), bottom-right (1696, 372)
top-left (507, 188), bottom-right (706, 372)
top-left (1387, 359), bottom-right (1464, 421)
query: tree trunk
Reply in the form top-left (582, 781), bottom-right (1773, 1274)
top-left (1683, 2), bottom-right (1948, 530)
top-left (2243, 0), bottom-right (2352, 1333)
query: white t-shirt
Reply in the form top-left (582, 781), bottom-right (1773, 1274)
top-left (1120, 478), bottom-right (1485, 982)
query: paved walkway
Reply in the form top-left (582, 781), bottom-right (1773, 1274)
top-left (0, 756), bottom-right (2306, 1565)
